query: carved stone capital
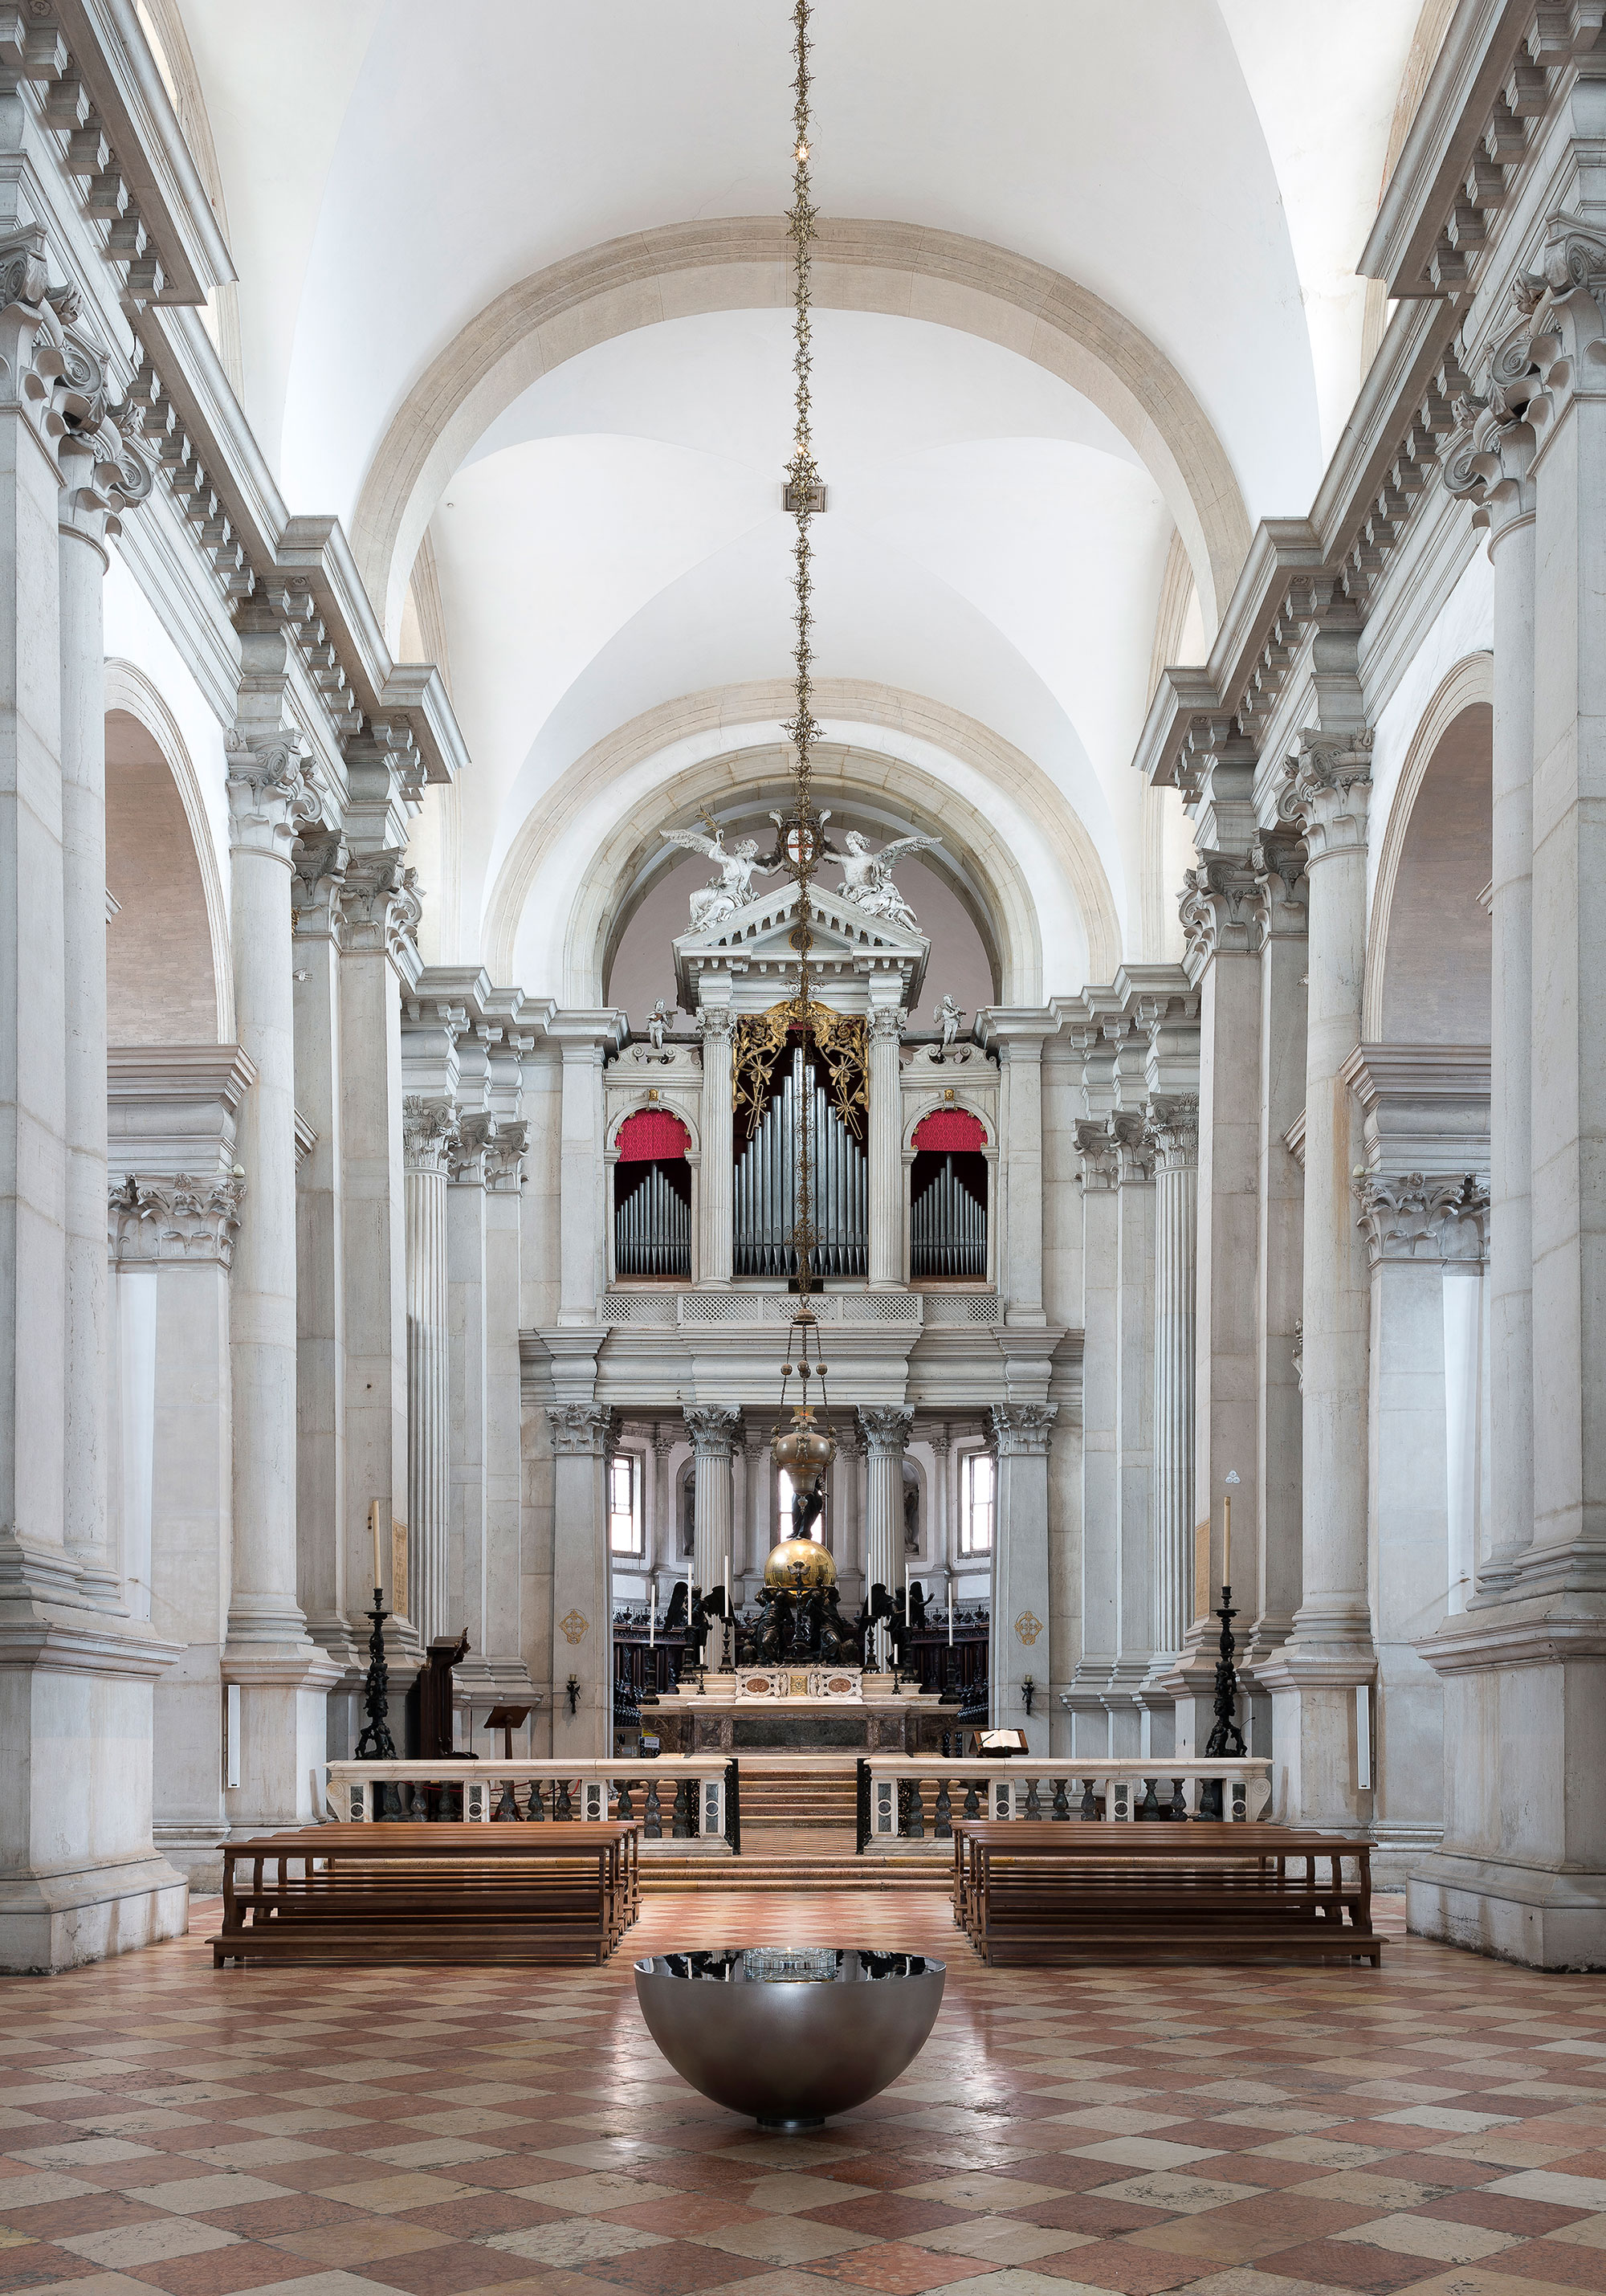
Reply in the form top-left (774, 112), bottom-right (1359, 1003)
top-left (868, 1006), bottom-right (907, 1041)
top-left (338, 847), bottom-right (422, 976)
top-left (1355, 1171), bottom-right (1490, 1268)
top-left (1110, 1108), bottom-right (1154, 1185)
top-left (1178, 849), bottom-right (1264, 977)
top-left (1143, 1092), bottom-right (1199, 1172)
top-left (858, 1404), bottom-right (915, 1456)
top-left (483, 1119), bottom-right (528, 1193)
top-left (548, 1402), bottom-right (610, 1455)
top-left (684, 1403), bottom-right (743, 1457)
top-left (290, 826), bottom-right (349, 940)
top-left (51, 330), bottom-right (153, 544)
top-left (109, 1172), bottom-right (244, 1267)
top-left (1530, 215), bottom-right (1606, 431)
top-left (696, 1006), bottom-right (736, 1040)
top-left (1442, 314), bottom-right (1540, 549)
top-left (1249, 826), bottom-right (1308, 945)
top-left (225, 727), bottom-right (320, 862)
top-left (991, 1401), bottom-right (1058, 1455)
top-left (402, 1095), bottom-right (459, 1175)
top-left (1278, 728), bottom-right (1373, 863)
top-left (448, 1110), bottom-right (498, 1185)
top-left (1074, 1118), bottom-right (1119, 1193)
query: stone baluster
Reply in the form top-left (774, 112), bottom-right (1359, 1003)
top-left (1261, 720), bottom-right (1376, 1829)
top-left (404, 1095), bottom-right (457, 1645)
top-left (992, 1402), bottom-right (1057, 1752)
top-left (858, 1405), bottom-right (914, 1663)
top-left (684, 1404), bottom-right (740, 1599)
top-left (866, 999), bottom-right (905, 1286)
top-left (697, 1000), bottom-right (735, 1284)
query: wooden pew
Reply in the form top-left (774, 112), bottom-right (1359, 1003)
top-left (952, 1821), bottom-right (1381, 1966)
top-left (214, 1821), bottom-right (640, 1967)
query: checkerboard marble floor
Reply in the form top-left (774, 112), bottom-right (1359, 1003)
top-left (6, 1889), bottom-right (1606, 2296)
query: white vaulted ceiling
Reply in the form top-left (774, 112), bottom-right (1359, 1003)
top-left (173, 0), bottom-right (1426, 1005)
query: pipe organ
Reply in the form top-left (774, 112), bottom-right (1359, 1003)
top-left (615, 1161), bottom-right (691, 1277)
top-left (734, 1042), bottom-right (866, 1279)
top-left (910, 1151), bottom-right (987, 1279)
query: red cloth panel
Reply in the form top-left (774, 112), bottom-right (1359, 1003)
top-left (617, 1109), bottom-right (691, 1161)
top-left (911, 1108), bottom-right (988, 1152)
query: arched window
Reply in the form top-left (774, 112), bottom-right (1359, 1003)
top-left (615, 1110), bottom-right (691, 1278)
top-left (910, 1108), bottom-right (988, 1279)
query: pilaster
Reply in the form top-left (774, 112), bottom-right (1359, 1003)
top-left (992, 1401), bottom-right (1056, 1752)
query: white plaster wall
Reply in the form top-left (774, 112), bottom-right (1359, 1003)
top-left (103, 557), bottom-right (230, 919)
top-left (1366, 553), bottom-right (1494, 925)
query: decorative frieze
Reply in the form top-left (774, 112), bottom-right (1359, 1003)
top-left (108, 1173), bottom-right (244, 1268)
top-left (1355, 1172), bottom-right (1490, 1269)
top-left (990, 1401), bottom-right (1057, 1456)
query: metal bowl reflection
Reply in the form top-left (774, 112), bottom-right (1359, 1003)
top-left (634, 1947), bottom-right (945, 2129)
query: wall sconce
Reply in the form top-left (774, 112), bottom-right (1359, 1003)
top-left (1021, 1674), bottom-right (1035, 1718)
top-left (565, 1674), bottom-right (581, 1716)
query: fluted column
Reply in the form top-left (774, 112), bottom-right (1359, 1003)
top-left (866, 1001), bottom-right (905, 1286)
top-left (698, 1002), bottom-right (735, 1284)
top-left (59, 401), bottom-right (147, 1603)
top-left (404, 1096), bottom-right (455, 1646)
top-left (685, 1403), bottom-right (740, 1596)
top-left (651, 1422), bottom-right (675, 1592)
top-left (858, 1405), bottom-right (913, 1663)
top-left (1145, 1095), bottom-right (1197, 1660)
top-left (1260, 724), bottom-right (1376, 1829)
top-left (222, 714), bottom-right (338, 1826)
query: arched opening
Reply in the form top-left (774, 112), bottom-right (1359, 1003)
top-left (105, 708), bottom-right (223, 1045)
top-left (910, 1107), bottom-right (989, 1282)
top-left (1377, 702), bottom-right (1493, 1042)
top-left (613, 1109), bottom-right (691, 1279)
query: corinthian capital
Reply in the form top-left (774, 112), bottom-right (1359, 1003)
top-left (1278, 728), bottom-right (1372, 863)
top-left (484, 1120), bottom-right (528, 1193)
top-left (109, 1172), bottom-right (244, 1267)
top-left (548, 1402), bottom-right (610, 1454)
top-left (402, 1094), bottom-right (459, 1174)
top-left (1441, 310), bottom-right (1540, 549)
top-left (990, 1401), bottom-right (1057, 1455)
top-left (1074, 1118), bottom-right (1119, 1193)
top-left (1355, 1171), bottom-right (1489, 1267)
top-left (857, 1404), bottom-right (914, 1455)
top-left (338, 847), bottom-right (423, 979)
top-left (1143, 1092), bottom-right (1199, 1172)
top-left (684, 1403), bottom-right (742, 1456)
top-left (868, 1006), bottom-right (907, 1041)
top-left (225, 726), bottom-right (320, 860)
top-left (1177, 849), bottom-right (1263, 978)
top-left (447, 1110), bottom-right (498, 1185)
top-left (696, 1006), bottom-right (736, 1041)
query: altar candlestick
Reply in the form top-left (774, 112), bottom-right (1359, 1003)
top-left (370, 1499), bottom-right (383, 1594)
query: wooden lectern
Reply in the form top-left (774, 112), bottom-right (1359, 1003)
top-left (418, 1633), bottom-right (470, 1759)
top-left (482, 1703), bottom-right (533, 1759)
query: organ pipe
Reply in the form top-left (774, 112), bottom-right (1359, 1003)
top-left (910, 1152), bottom-right (986, 1280)
top-left (733, 1042), bottom-right (866, 1279)
top-left (615, 1161), bottom-right (691, 1278)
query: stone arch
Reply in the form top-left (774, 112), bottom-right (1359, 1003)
top-left (104, 660), bottom-right (232, 1042)
top-left (1365, 655), bottom-right (1494, 1043)
top-left (352, 216), bottom-right (1253, 650)
top-left (900, 1088), bottom-right (997, 1158)
top-left (607, 1098), bottom-right (702, 1160)
top-left (485, 680), bottom-right (1121, 1003)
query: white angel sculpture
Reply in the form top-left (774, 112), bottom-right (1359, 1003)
top-left (661, 826), bottom-right (773, 932)
top-left (835, 829), bottom-right (941, 932)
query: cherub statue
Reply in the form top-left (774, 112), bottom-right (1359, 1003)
top-left (662, 825), bottom-right (773, 932)
top-left (647, 999), bottom-right (672, 1052)
top-left (835, 829), bottom-right (942, 932)
top-left (935, 994), bottom-right (965, 1057)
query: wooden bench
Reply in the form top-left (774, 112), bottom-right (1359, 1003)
top-left (213, 1822), bottom-right (641, 1966)
top-left (952, 1822), bottom-right (1381, 1966)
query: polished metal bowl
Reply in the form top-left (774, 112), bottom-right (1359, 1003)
top-left (634, 1947), bottom-right (945, 2129)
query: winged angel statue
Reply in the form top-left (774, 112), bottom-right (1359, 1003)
top-left (836, 830), bottom-right (942, 932)
top-left (661, 826), bottom-right (775, 932)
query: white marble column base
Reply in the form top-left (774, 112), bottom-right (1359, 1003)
top-left (1257, 1651), bottom-right (1376, 1833)
top-left (221, 1648), bottom-right (344, 1833)
top-left (0, 1855), bottom-right (189, 1973)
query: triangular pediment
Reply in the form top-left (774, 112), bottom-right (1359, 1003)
top-left (673, 880), bottom-right (927, 963)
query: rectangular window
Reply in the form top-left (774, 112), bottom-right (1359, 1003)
top-left (960, 1451), bottom-right (995, 1556)
top-left (609, 1453), bottom-right (641, 1556)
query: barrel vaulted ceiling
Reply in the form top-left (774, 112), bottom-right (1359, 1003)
top-left (173, 0), bottom-right (1426, 997)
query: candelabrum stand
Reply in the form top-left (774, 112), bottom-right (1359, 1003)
top-left (1198, 1586), bottom-right (1245, 1820)
top-left (354, 1589), bottom-right (403, 1819)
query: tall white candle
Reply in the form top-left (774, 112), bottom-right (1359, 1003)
top-left (370, 1499), bottom-right (382, 1593)
top-left (948, 1580), bottom-right (954, 1646)
top-left (650, 1584), bottom-right (655, 1648)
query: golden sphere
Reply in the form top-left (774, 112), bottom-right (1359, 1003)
top-left (764, 1536), bottom-right (838, 1589)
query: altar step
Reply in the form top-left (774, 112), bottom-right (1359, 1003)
top-left (641, 1837), bottom-right (951, 1893)
top-left (735, 1765), bottom-right (861, 1829)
